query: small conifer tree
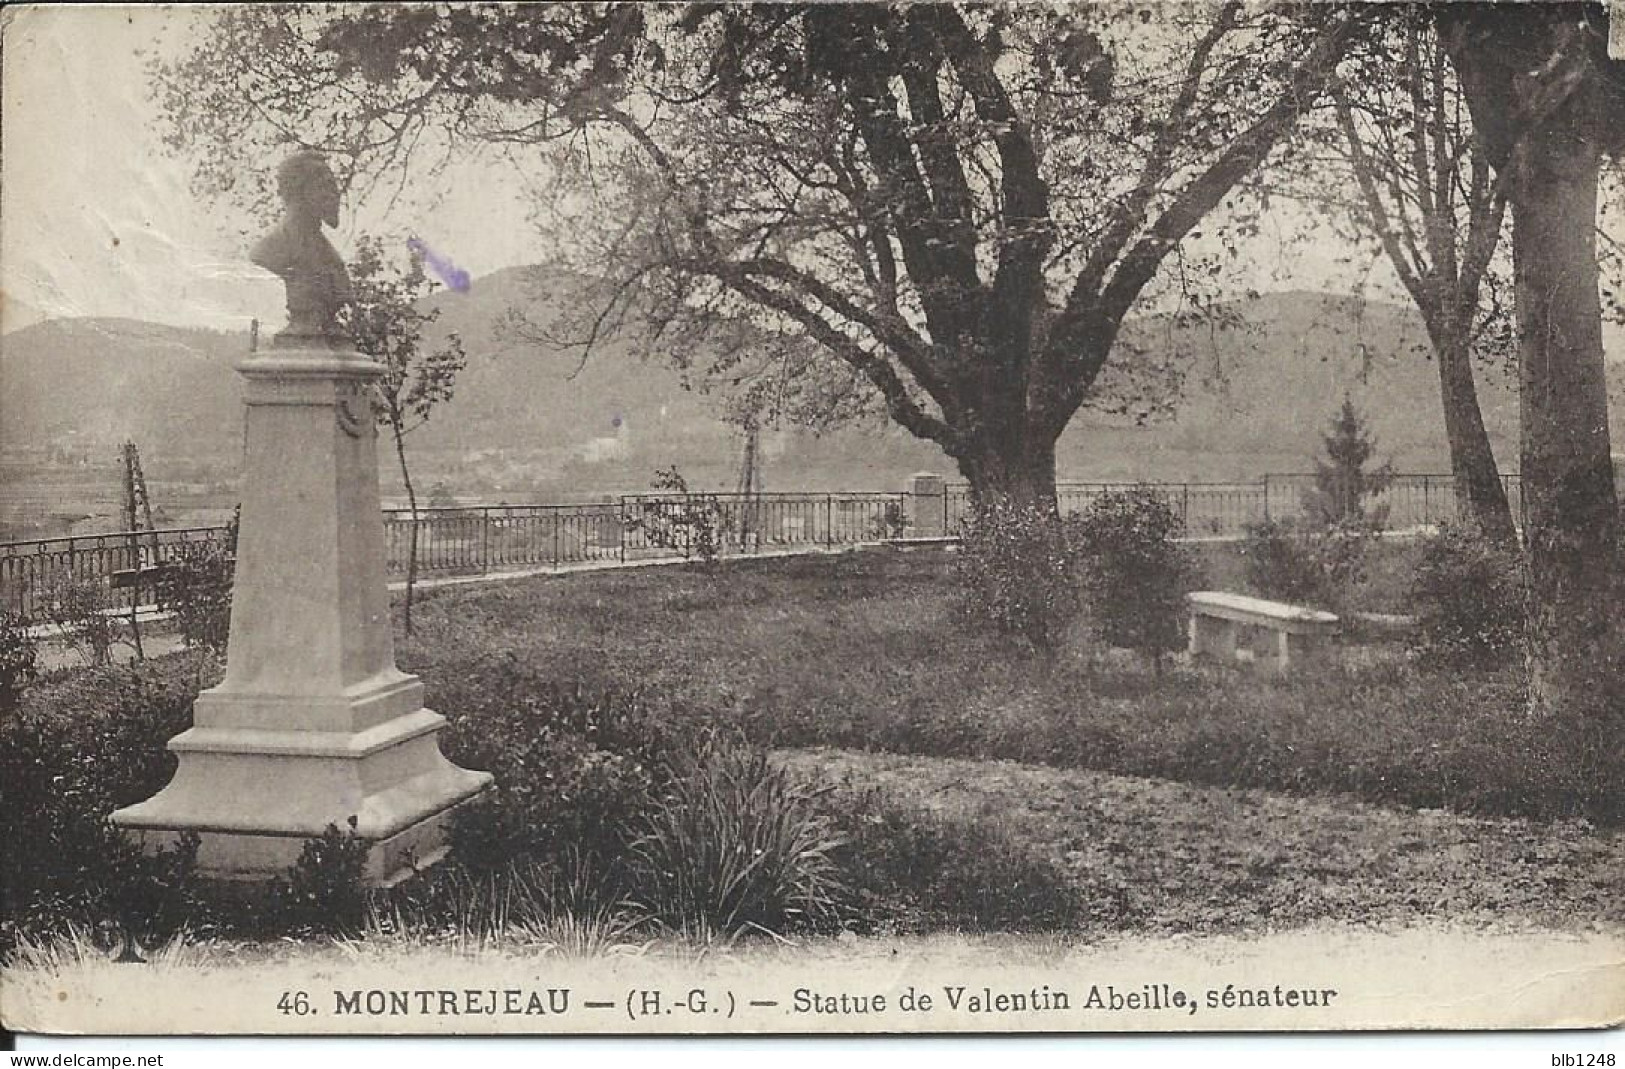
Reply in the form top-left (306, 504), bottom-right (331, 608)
top-left (1304, 396), bottom-right (1393, 529)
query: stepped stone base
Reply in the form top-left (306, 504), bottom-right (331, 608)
top-left (113, 699), bottom-right (491, 885)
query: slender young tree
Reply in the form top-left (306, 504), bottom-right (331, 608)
top-left (1322, 9), bottom-right (1516, 543)
top-left (341, 236), bottom-right (467, 634)
top-left (153, 3), bottom-right (1365, 511)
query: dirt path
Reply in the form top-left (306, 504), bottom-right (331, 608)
top-left (778, 748), bottom-right (1625, 934)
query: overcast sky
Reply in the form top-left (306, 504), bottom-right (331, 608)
top-left (1, 5), bottom-right (540, 334)
top-left (2, 3), bottom-right (1620, 361)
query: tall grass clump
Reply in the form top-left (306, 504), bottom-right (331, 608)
top-left (629, 737), bottom-right (846, 939)
top-left (366, 851), bottom-right (646, 957)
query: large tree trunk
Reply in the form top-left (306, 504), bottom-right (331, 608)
top-left (959, 432), bottom-right (1059, 516)
top-left (1509, 132), bottom-right (1620, 719)
top-left (1432, 332), bottom-right (1518, 545)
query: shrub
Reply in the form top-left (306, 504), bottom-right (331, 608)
top-left (1239, 519), bottom-right (1370, 612)
top-left (0, 663), bottom-right (199, 948)
top-left (955, 499), bottom-right (1080, 652)
top-left (0, 611), bottom-right (39, 712)
top-left (276, 818), bottom-right (370, 935)
top-left (42, 574), bottom-right (122, 667)
top-left (824, 790), bottom-right (1094, 933)
top-left (104, 831), bottom-right (205, 953)
top-left (439, 676), bottom-right (688, 875)
top-left (155, 524), bottom-right (236, 653)
top-left (1410, 523), bottom-right (1526, 667)
top-left (626, 466), bottom-right (721, 563)
top-left (628, 738), bottom-right (846, 939)
top-left (1068, 487), bottom-right (1194, 665)
top-left (1239, 520), bottom-right (1319, 603)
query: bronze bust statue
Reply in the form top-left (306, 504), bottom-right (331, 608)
top-left (251, 150), bottom-right (353, 348)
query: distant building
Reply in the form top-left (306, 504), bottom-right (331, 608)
top-left (580, 414), bottom-right (631, 464)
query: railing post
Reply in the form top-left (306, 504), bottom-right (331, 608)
top-left (826, 495), bottom-right (835, 547)
top-left (619, 497), bottom-right (628, 563)
top-left (1262, 475), bottom-right (1270, 524)
top-left (481, 507), bottom-right (491, 574)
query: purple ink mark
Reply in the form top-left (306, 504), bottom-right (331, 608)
top-left (611, 413), bottom-right (623, 429)
top-left (407, 237), bottom-right (471, 293)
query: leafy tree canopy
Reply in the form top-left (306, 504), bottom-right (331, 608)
top-left (157, 2), bottom-right (1365, 503)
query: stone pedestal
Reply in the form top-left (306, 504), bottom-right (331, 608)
top-left (113, 351), bottom-right (491, 885)
top-left (907, 473), bottom-right (948, 537)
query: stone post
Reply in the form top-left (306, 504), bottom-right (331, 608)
top-left (907, 472), bottom-right (947, 538)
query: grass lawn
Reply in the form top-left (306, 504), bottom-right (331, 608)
top-left (8, 543), bottom-right (1619, 956)
top-left (398, 545), bottom-right (1612, 822)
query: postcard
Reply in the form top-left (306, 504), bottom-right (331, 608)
top-left (2, 1), bottom-right (1622, 1038)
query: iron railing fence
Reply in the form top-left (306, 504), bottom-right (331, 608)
top-left (0, 477), bottom-right (1527, 618)
top-left (618, 492), bottom-right (907, 560)
top-left (0, 525), bottom-right (232, 619)
top-left (384, 502), bottom-right (626, 577)
top-left (945, 473), bottom-right (1526, 538)
top-left (1254, 473), bottom-right (1527, 534)
top-left (386, 493), bottom-right (909, 575)
top-left (947, 481), bottom-right (1278, 535)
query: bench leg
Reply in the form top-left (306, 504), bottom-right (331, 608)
top-left (1190, 613), bottom-right (1236, 661)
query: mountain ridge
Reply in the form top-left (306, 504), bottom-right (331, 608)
top-left (5, 271), bottom-right (1622, 499)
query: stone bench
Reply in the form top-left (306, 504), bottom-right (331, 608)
top-left (1186, 591), bottom-right (1340, 675)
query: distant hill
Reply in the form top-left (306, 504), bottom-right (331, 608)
top-left (5, 272), bottom-right (1623, 502)
top-left (1070, 289), bottom-right (1524, 480)
top-left (0, 317), bottom-right (249, 462)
